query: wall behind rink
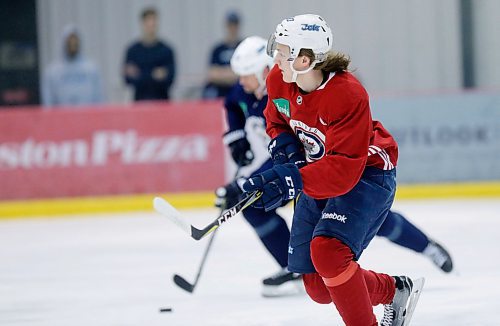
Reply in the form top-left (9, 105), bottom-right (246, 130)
top-left (371, 91), bottom-right (500, 183)
top-left (36, 0), bottom-right (464, 103)
top-left (0, 92), bottom-right (499, 201)
top-left (0, 92), bottom-right (498, 209)
top-left (0, 102), bottom-right (225, 200)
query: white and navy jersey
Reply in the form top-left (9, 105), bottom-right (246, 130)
top-left (224, 83), bottom-right (273, 176)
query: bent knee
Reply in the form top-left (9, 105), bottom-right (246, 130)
top-left (303, 273), bottom-right (331, 304)
top-left (310, 236), bottom-right (355, 280)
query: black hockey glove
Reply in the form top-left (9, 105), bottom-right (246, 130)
top-left (214, 179), bottom-right (245, 209)
top-left (242, 163), bottom-right (303, 212)
top-left (268, 133), bottom-right (307, 168)
top-left (223, 129), bottom-right (255, 167)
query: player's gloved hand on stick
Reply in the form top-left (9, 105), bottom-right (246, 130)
top-left (242, 163), bottom-right (302, 212)
top-left (268, 133), bottom-right (307, 168)
top-left (214, 178), bottom-right (245, 209)
top-left (223, 129), bottom-right (254, 167)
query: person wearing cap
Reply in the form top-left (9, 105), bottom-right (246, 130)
top-left (202, 11), bottom-right (242, 99)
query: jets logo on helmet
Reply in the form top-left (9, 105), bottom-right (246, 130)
top-left (301, 24), bottom-right (320, 31)
top-left (230, 36), bottom-right (275, 87)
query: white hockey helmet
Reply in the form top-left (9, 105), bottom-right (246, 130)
top-left (230, 36), bottom-right (275, 83)
top-left (267, 14), bottom-right (333, 64)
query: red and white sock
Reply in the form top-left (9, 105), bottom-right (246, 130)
top-left (304, 236), bottom-right (395, 326)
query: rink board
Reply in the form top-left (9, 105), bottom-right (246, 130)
top-left (1, 181), bottom-right (500, 219)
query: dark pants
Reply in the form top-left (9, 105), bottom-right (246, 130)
top-left (288, 167), bottom-right (396, 274)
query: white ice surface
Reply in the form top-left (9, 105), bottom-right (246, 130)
top-left (1, 199), bottom-right (499, 326)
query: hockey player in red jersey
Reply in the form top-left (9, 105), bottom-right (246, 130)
top-left (243, 14), bottom-right (423, 325)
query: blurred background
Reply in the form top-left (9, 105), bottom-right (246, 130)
top-left (2, 0), bottom-right (499, 104)
top-left (0, 0), bottom-right (499, 216)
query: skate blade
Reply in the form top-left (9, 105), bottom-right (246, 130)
top-left (403, 277), bottom-right (425, 325)
top-left (261, 280), bottom-right (305, 298)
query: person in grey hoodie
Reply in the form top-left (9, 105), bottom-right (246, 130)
top-left (41, 25), bottom-right (104, 107)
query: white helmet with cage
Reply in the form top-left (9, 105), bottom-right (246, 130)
top-left (230, 36), bottom-right (274, 87)
top-left (267, 14), bottom-right (333, 81)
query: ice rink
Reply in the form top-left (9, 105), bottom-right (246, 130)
top-left (1, 198), bottom-right (499, 326)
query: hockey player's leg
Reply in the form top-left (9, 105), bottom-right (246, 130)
top-left (361, 269), bottom-right (396, 306)
top-left (377, 210), bottom-right (429, 253)
top-left (302, 272), bottom-right (331, 304)
top-left (378, 210), bottom-right (453, 273)
top-left (243, 206), bottom-right (289, 268)
top-left (243, 207), bottom-right (303, 297)
top-left (310, 236), bottom-right (377, 326)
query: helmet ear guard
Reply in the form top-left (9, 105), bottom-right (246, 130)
top-left (266, 34), bottom-right (276, 58)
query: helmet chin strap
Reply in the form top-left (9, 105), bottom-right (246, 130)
top-left (289, 59), bottom-right (318, 82)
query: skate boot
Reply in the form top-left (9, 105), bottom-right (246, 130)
top-left (423, 239), bottom-right (453, 273)
top-left (381, 276), bottom-right (424, 326)
top-left (261, 267), bottom-right (304, 298)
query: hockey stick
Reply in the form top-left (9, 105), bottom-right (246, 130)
top-left (172, 229), bottom-right (217, 293)
top-left (171, 167), bottom-right (243, 292)
top-left (153, 190), bottom-right (262, 240)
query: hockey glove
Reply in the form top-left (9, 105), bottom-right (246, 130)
top-left (214, 179), bottom-right (245, 209)
top-left (223, 129), bottom-right (254, 167)
top-left (242, 163), bottom-right (303, 212)
top-left (268, 133), bottom-right (307, 168)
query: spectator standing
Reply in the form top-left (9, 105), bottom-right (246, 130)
top-left (41, 25), bottom-right (104, 107)
top-left (202, 11), bottom-right (242, 99)
top-left (124, 8), bottom-right (176, 101)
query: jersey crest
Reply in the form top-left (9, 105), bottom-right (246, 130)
top-left (290, 119), bottom-right (326, 162)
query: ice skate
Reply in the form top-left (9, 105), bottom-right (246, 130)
top-left (261, 267), bottom-right (304, 298)
top-left (381, 276), bottom-right (425, 326)
top-left (423, 239), bottom-right (453, 273)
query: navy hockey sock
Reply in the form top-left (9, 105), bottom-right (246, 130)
top-left (243, 207), bottom-right (289, 267)
top-left (377, 211), bottom-right (429, 253)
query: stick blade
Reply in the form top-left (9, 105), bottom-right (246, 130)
top-left (153, 197), bottom-right (191, 235)
top-left (173, 274), bottom-right (195, 293)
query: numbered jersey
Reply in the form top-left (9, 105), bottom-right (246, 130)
top-left (265, 65), bottom-right (398, 199)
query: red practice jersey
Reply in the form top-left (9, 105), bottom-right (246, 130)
top-left (264, 65), bottom-right (398, 199)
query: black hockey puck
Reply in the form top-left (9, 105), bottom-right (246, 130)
top-left (159, 307), bottom-right (173, 313)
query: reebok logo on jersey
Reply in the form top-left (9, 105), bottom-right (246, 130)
top-left (322, 212), bottom-right (347, 223)
top-left (319, 117), bottom-right (327, 126)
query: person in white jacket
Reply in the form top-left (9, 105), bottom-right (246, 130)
top-left (41, 25), bottom-right (104, 107)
